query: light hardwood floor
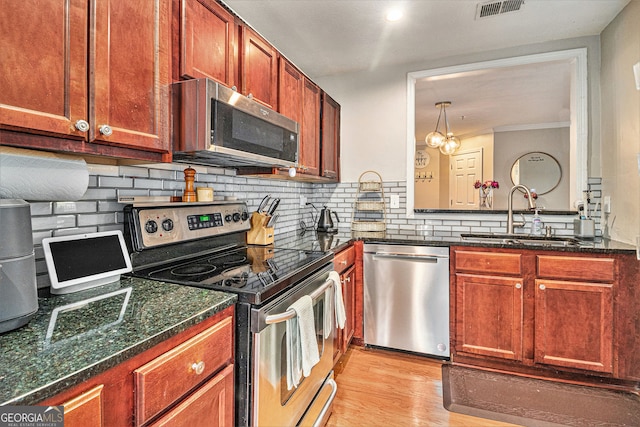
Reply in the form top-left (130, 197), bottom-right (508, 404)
top-left (326, 346), bottom-right (519, 427)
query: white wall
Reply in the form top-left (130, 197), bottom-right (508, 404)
top-left (493, 127), bottom-right (570, 211)
top-left (315, 35), bottom-right (602, 185)
top-left (600, 0), bottom-right (640, 244)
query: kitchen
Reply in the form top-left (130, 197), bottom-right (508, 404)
top-left (1, 0), bottom-right (639, 426)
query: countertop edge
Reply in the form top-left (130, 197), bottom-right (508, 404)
top-left (1, 295), bottom-right (236, 406)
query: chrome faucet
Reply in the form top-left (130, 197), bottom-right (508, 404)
top-left (507, 184), bottom-right (536, 234)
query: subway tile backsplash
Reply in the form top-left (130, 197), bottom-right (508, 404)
top-left (26, 162), bottom-right (601, 290)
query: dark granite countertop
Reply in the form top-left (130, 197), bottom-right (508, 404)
top-left (0, 277), bottom-right (236, 406)
top-left (274, 229), bottom-right (637, 255)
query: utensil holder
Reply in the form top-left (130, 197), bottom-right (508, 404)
top-left (247, 212), bottom-right (274, 245)
top-left (574, 218), bottom-right (595, 238)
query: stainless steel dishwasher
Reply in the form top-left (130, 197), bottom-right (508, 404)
top-left (363, 243), bottom-right (450, 358)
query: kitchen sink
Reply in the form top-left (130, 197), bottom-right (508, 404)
top-left (460, 233), bottom-right (585, 247)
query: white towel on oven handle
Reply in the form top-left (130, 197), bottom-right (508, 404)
top-left (328, 271), bottom-right (346, 330)
top-left (286, 295), bottom-right (320, 390)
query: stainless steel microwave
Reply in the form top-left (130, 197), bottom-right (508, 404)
top-left (172, 78), bottom-right (299, 168)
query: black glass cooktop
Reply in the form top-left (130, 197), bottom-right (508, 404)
top-left (134, 246), bottom-right (332, 305)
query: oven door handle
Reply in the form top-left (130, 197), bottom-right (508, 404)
top-left (312, 378), bottom-right (338, 427)
top-left (264, 277), bottom-right (333, 325)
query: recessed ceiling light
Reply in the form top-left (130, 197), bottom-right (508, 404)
top-left (385, 9), bottom-right (403, 22)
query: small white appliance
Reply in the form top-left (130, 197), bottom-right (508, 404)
top-left (0, 199), bottom-right (38, 333)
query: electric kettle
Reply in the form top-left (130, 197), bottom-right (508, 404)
top-left (317, 206), bottom-right (339, 233)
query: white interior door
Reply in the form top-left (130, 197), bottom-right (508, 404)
top-left (449, 149), bottom-right (483, 209)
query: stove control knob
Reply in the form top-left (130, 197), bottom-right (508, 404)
top-left (162, 218), bottom-right (174, 232)
top-left (145, 220), bottom-right (158, 234)
top-left (225, 214), bottom-right (233, 223)
top-left (232, 212), bottom-right (241, 222)
top-left (241, 211), bottom-right (249, 221)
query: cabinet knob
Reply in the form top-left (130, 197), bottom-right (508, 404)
top-left (247, 93), bottom-right (253, 99)
top-left (99, 124), bottom-right (113, 136)
top-left (74, 120), bottom-right (90, 132)
top-left (539, 284), bottom-right (546, 290)
top-left (340, 260), bottom-right (347, 265)
top-left (345, 276), bottom-right (351, 283)
top-left (191, 361), bottom-right (205, 375)
top-left (515, 283), bottom-right (522, 289)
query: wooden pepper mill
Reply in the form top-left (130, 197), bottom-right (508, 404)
top-left (182, 167), bottom-right (197, 202)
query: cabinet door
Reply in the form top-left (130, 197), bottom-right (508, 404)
top-left (62, 385), bottom-right (104, 427)
top-left (535, 279), bottom-right (613, 373)
top-left (0, 0), bottom-right (88, 138)
top-left (454, 274), bottom-right (524, 361)
top-left (320, 92), bottom-right (340, 179)
top-left (300, 79), bottom-right (321, 176)
top-left (278, 58), bottom-right (303, 122)
top-left (149, 364), bottom-right (234, 427)
top-left (179, 0), bottom-right (236, 86)
top-left (342, 265), bottom-right (356, 351)
top-left (240, 26), bottom-right (278, 109)
top-left (91, 0), bottom-right (171, 152)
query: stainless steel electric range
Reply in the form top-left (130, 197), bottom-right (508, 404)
top-left (124, 201), bottom-right (337, 427)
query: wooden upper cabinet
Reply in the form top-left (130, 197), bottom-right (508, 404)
top-left (0, 0), bottom-right (88, 138)
top-left (179, 0), bottom-right (236, 86)
top-left (239, 26), bottom-right (278, 109)
top-left (321, 92), bottom-right (340, 180)
top-left (91, 0), bottom-right (171, 153)
top-left (0, 0), bottom-right (171, 159)
top-left (278, 58), bottom-right (303, 122)
top-left (300, 79), bottom-right (321, 176)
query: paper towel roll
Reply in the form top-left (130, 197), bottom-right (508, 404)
top-left (0, 147), bottom-right (89, 201)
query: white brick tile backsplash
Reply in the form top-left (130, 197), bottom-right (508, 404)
top-left (77, 213), bottom-right (118, 227)
top-left (98, 176), bottom-right (134, 188)
top-left (54, 201), bottom-right (97, 214)
top-left (32, 215), bottom-right (76, 231)
top-left (21, 159), bottom-right (604, 292)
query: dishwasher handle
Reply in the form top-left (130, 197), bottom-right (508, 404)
top-left (371, 252), bottom-right (448, 262)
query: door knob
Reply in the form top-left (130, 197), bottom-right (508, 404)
top-left (74, 120), bottom-right (89, 132)
top-left (99, 125), bottom-right (113, 136)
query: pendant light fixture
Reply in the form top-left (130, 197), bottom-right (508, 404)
top-left (424, 101), bottom-right (461, 155)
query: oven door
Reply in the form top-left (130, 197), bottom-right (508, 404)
top-left (252, 265), bottom-right (336, 427)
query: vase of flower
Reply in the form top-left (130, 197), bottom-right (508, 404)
top-left (479, 188), bottom-right (493, 209)
top-left (474, 180), bottom-right (499, 210)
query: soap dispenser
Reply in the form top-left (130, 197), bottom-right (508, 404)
top-left (531, 209), bottom-right (543, 236)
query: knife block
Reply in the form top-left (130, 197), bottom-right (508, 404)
top-left (247, 212), bottom-right (274, 245)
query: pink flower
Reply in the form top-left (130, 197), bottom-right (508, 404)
top-left (474, 180), bottom-right (499, 190)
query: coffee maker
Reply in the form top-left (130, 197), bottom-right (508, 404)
top-left (0, 199), bottom-right (38, 333)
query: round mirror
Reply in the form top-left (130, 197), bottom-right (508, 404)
top-left (510, 152), bottom-right (562, 195)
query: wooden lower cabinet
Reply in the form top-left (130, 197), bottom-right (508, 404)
top-left (534, 278), bottom-right (613, 373)
top-left (451, 247), bottom-right (623, 383)
top-left (333, 244), bottom-right (356, 363)
top-left (61, 384), bottom-right (104, 427)
top-left (148, 364), bottom-right (234, 427)
top-left (455, 273), bottom-right (523, 361)
top-left (41, 306), bottom-right (234, 427)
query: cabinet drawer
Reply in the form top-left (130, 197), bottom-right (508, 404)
top-left (537, 255), bottom-right (615, 282)
top-left (134, 316), bottom-right (233, 426)
top-left (333, 245), bottom-right (355, 274)
top-left (62, 384), bottom-right (104, 427)
top-left (454, 250), bottom-right (522, 275)
top-left (149, 364), bottom-right (234, 427)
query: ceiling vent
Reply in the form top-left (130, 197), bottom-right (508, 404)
top-left (476, 0), bottom-right (525, 19)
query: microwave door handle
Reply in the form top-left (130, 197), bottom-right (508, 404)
top-left (264, 277), bottom-right (333, 325)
